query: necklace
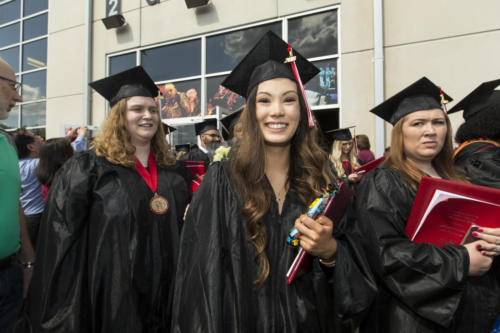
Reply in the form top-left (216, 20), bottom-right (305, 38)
top-left (274, 182), bottom-right (288, 205)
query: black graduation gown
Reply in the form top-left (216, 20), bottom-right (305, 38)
top-left (171, 162), bottom-right (377, 333)
top-left (454, 141), bottom-right (500, 189)
top-left (26, 150), bottom-right (190, 333)
top-left (179, 145), bottom-right (210, 169)
top-left (356, 166), bottom-right (500, 333)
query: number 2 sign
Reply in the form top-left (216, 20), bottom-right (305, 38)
top-left (106, 0), bottom-right (121, 17)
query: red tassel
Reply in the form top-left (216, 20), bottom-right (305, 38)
top-left (286, 44), bottom-right (315, 128)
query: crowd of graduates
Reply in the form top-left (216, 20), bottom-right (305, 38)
top-left (1, 30), bottom-right (500, 333)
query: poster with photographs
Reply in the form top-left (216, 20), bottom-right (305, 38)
top-left (157, 79), bottom-right (202, 119)
top-left (305, 59), bottom-right (338, 106)
top-left (206, 75), bottom-right (246, 114)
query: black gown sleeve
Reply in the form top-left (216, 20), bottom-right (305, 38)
top-left (454, 144), bottom-right (500, 189)
top-left (355, 167), bottom-right (469, 328)
top-left (171, 162), bottom-right (232, 333)
top-left (26, 152), bottom-right (96, 332)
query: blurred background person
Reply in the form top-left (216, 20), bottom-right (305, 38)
top-left (449, 79), bottom-right (500, 189)
top-left (26, 66), bottom-right (190, 332)
top-left (355, 134), bottom-right (375, 165)
top-left (35, 138), bottom-right (74, 203)
top-left (180, 118), bottom-right (221, 167)
top-left (327, 127), bottom-right (361, 184)
top-left (14, 129), bottom-right (44, 248)
top-left (65, 126), bottom-right (88, 152)
top-left (186, 88), bottom-right (200, 116)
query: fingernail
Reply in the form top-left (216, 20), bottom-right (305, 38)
top-left (478, 228), bottom-right (484, 232)
top-left (482, 251), bottom-right (487, 256)
top-left (472, 232), bottom-right (478, 237)
top-left (476, 244), bottom-right (482, 249)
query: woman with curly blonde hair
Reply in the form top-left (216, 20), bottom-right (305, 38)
top-left (328, 127), bottom-right (361, 184)
top-left (172, 31), bottom-right (376, 333)
top-left (27, 67), bottom-right (190, 333)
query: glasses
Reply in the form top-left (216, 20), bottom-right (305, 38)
top-left (0, 75), bottom-right (22, 92)
top-left (203, 133), bottom-right (221, 139)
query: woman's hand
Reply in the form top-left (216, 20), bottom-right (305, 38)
top-left (471, 227), bottom-right (500, 256)
top-left (294, 214), bottom-right (337, 259)
top-left (464, 241), bottom-right (493, 276)
top-left (347, 173), bottom-right (361, 183)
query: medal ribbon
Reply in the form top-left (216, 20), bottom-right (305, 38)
top-left (134, 149), bottom-right (158, 193)
top-left (286, 44), bottom-right (315, 128)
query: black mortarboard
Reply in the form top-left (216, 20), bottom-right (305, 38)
top-left (175, 144), bottom-right (190, 153)
top-left (89, 66), bottom-right (159, 107)
top-left (370, 77), bottom-right (452, 125)
top-left (194, 118), bottom-right (219, 136)
top-left (447, 79), bottom-right (500, 120)
top-left (313, 110), bottom-right (338, 144)
top-left (221, 31), bottom-right (319, 98)
top-left (325, 127), bottom-right (354, 142)
top-left (162, 123), bottom-right (176, 134)
top-left (220, 107), bottom-right (243, 140)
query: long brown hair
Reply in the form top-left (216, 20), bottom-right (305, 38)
top-left (230, 82), bottom-right (334, 290)
top-left (385, 113), bottom-right (467, 191)
top-left (36, 138), bottom-right (74, 187)
top-left (93, 97), bottom-right (176, 168)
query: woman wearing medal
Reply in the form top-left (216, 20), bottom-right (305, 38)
top-left (26, 66), bottom-right (190, 332)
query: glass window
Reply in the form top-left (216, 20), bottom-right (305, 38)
top-left (21, 101), bottom-right (45, 127)
top-left (288, 10), bottom-right (338, 58)
top-left (0, 22), bottom-right (20, 48)
top-left (0, 0), bottom-right (20, 25)
top-left (0, 105), bottom-right (19, 129)
top-left (109, 52), bottom-right (136, 75)
top-left (141, 39), bottom-right (201, 82)
top-left (171, 124), bottom-right (197, 147)
top-left (23, 0), bottom-right (48, 17)
top-left (23, 13), bottom-right (47, 40)
top-left (22, 38), bottom-right (46, 70)
top-left (305, 59), bottom-right (338, 106)
top-left (159, 79), bottom-right (201, 119)
top-left (21, 69), bottom-right (46, 102)
top-left (206, 23), bottom-right (281, 74)
top-left (29, 127), bottom-right (45, 139)
top-left (0, 46), bottom-right (19, 72)
top-left (206, 75), bottom-right (245, 114)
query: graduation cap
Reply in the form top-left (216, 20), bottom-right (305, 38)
top-left (162, 123), bottom-right (176, 135)
top-left (325, 126), bottom-right (355, 142)
top-left (175, 144), bottom-right (190, 153)
top-left (194, 118), bottom-right (219, 136)
top-left (89, 66), bottom-right (159, 107)
top-left (221, 31), bottom-right (318, 98)
top-left (220, 107), bottom-right (243, 140)
top-left (370, 77), bottom-right (452, 125)
top-left (447, 79), bottom-right (500, 121)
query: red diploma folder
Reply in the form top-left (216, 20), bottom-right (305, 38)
top-left (184, 161), bottom-right (205, 193)
top-left (286, 183), bottom-right (354, 284)
top-left (355, 156), bottom-right (385, 174)
top-left (405, 177), bottom-right (500, 246)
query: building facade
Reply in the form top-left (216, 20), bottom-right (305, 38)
top-left (2, 0), bottom-right (500, 155)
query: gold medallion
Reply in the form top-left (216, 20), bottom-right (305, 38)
top-left (150, 194), bottom-right (169, 215)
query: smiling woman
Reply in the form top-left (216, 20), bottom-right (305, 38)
top-left (26, 67), bottom-right (191, 333)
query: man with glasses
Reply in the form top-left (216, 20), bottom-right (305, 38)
top-left (0, 58), bottom-right (35, 333)
top-left (181, 118), bottom-right (221, 167)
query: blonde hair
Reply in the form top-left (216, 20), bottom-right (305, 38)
top-left (93, 98), bottom-right (176, 168)
top-left (329, 139), bottom-right (360, 177)
top-left (385, 113), bottom-right (467, 191)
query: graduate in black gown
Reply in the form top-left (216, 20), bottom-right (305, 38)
top-left (449, 79), bottom-right (500, 189)
top-left (180, 119), bottom-right (221, 168)
top-left (326, 127), bottom-right (362, 185)
top-left (171, 31), bottom-right (376, 333)
top-left (355, 77), bottom-right (500, 333)
top-left (26, 67), bottom-right (190, 332)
